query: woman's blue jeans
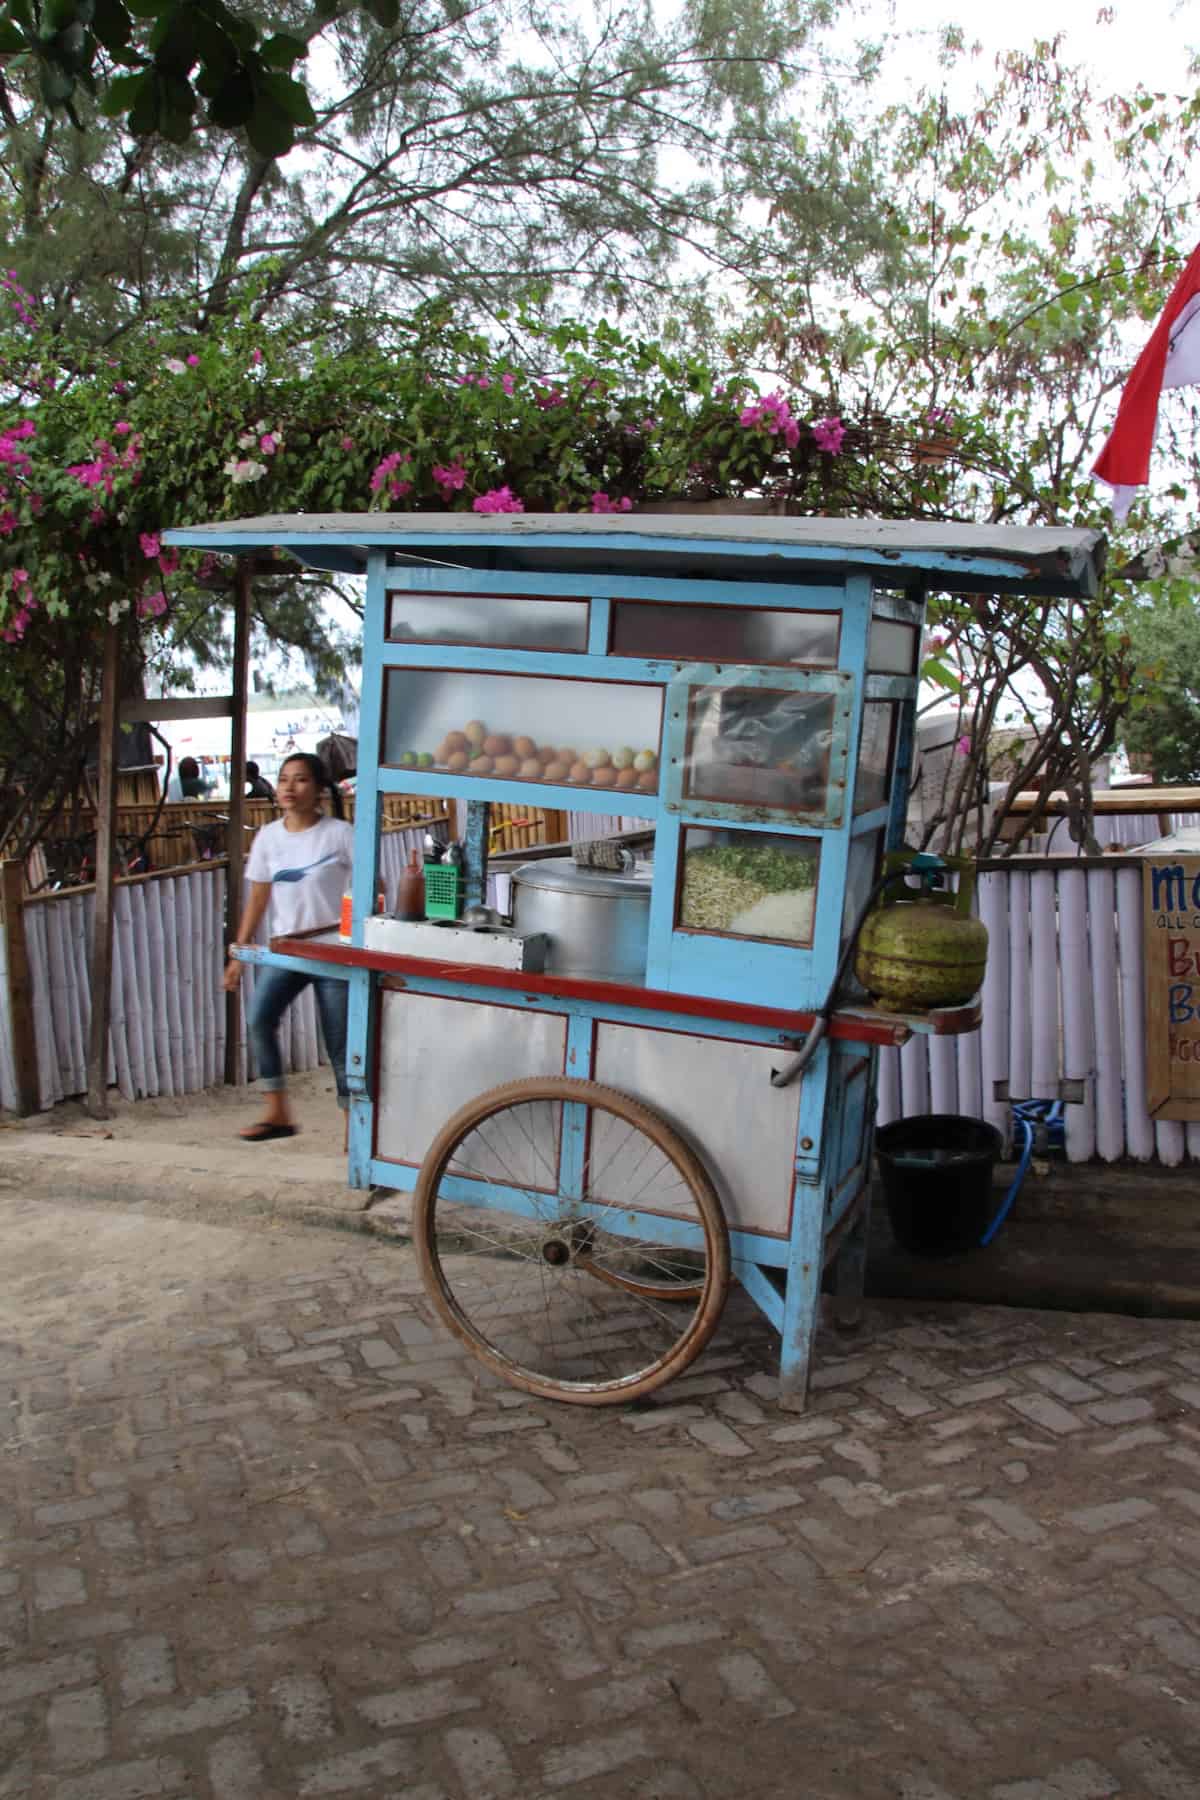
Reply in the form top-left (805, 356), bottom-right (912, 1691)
top-left (248, 967), bottom-right (350, 1109)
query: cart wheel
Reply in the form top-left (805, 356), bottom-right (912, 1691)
top-left (412, 1076), bottom-right (730, 1405)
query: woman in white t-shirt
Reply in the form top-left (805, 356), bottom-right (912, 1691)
top-left (223, 753), bottom-right (355, 1141)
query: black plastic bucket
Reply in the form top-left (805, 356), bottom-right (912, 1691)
top-left (875, 1114), bottom-right (1002, 1257)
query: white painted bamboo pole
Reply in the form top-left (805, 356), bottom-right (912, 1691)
top-left (1057, 868), bottom-right (1096, 1162)
top-left (118, 887), bottom-right (147, 1097)
top-left (42, 899), bottom-right (74, 1101)
top-left (1115, 867), bottom-right (1155, 1161)
top-left (200, 871), bottom-right (218, 1088)
top-left (955, 1022), bottom-right (983, 1120)
top-left (875, 1046), bottom-right (901, 1128)
top-left (1006, 871), bottom-right (1032, 1102)
top-left (134, 883), bottom-right (162, 1096)
top-left (162, 880), bottom-right (185, 1092)
top-left (928, 1031), bottom-right (958, 1114)
top-left (107, 891), bottom-right (134, 1101)
top-left (144, 882), bottom-right (172, 1097)
top-left (0, 925), bottom-right (16, 1113)
top-left (1086, 867), bottom-right (1124, 1161)
top-left (1156, 1116), bottom-right (1187, 1166)
top-left (1029, 869), bottom-right (1059, 1100)
top-left (1187, 1123), bottom-right (1200, 1162)
top-left (899, 1030), bottom-right (930, 1117)
top-left (977, 871), bottom-right (1010, 1143)
top-left (214, 867), bottom-right (227, 1081)
top-left (23, 906), bottom-right (57, 1109)
top-left (177, 878), bottom-right (198, 1091)
top-left (75, 894), bottom-right (98, 1094)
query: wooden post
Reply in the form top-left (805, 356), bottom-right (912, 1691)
top-left (224, 556), bottom-right (253, 1085)
top-left (86, 619), bottom-right (122, 1118)
top-left (1, 859), bottom-right (38, 1115)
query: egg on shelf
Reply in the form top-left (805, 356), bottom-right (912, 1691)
top-left (568, 761), bottom-right (592, 785)
top-left (463, 720), bottom-right (487, 748)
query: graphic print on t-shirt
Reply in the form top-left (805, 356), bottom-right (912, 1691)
top-left (272, 852), bottom-right (342, 884)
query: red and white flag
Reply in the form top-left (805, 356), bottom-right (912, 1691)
top-left (1093, 241), bottom-right (1200, 520)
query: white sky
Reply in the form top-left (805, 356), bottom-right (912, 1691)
top-left (853, 0), bottom-right (1195, 91)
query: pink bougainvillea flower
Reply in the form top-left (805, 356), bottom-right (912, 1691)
top-left (370, 450), bottom-right (412, 493)
top-left (432, 461), bottom-right (467, 500)
top-left (473, 486), bottom-right (524, 514)
top-left (501, 372), bottom-right (516, 395)
top-left (186, 353), bottom-right (200, 367)
top-left (137, 590), bottom-right (169, 620)
top-left (252, 348), bottom-right (263, 365)
top-left (390, 479), bottom-right (412, 498)
top-left (112, 420), bottom-right (134, 436)
top-left (533, 385), bottom-right (565, 409)
top-left (260, 433), bottom-right (278, 455)
top-left (88, 506), bottom-right (105, 526)
top-left (139, 531), bottom-right (161, 560)
top-left (0, 512), bottom-right (18, 537)
top-left (812, 416), bottom-right (846, 454)
top-left (158, 546), bottom-right (180, 577)
top-left (339, 435), bottom-right (354, 451)
top-left (955, 735), bottom-right (972, 757)
top-left (11, 568), bottom-right (28, 587)
top-left (590, 491), bottom-right (633, 514)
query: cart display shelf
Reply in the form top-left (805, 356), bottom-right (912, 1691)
top-left (171, 512), bottom-right (1103, 1409)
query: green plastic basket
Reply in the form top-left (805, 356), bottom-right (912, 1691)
top-left (423, 862), bottom-right (461, 920)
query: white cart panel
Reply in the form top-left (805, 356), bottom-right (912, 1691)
top-left (593, 1021), bottom-right (801, 1237)
top-left (376, 990), bottom-right (568, 1170)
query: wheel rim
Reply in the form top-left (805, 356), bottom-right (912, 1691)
top-left (413, 1078), bottom-right (730, 1404)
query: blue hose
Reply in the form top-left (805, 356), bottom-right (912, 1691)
top-left (980, 1099), bottom-right (1063, 1246)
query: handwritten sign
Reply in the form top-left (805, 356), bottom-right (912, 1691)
top-left (1144, 856), bottom-right (1200, 1120)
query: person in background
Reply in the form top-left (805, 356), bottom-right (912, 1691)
top-left (166, 755), bottom-right (210, 801)
top-left (244, 760), bottom-right (276, 802)
top-left (222, 752), bottom-right (354, 1141)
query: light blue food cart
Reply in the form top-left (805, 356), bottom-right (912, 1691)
top-left (166, 514), bottom-right (1103, 1408)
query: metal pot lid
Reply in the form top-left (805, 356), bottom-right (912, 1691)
top-left (512, 855), bottom-right (652, 899)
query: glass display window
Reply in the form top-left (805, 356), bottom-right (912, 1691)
top-left (383, 668), bottom-right (662, 792)
top-left (678, 828), bottom-right (820, 945)
top-left (854, 702), bottom-right (898, 816)
top-left (842, 829), bottom-right (884, 946)
top-left (610, 600), bottom-right (839, 666)
top-left (682, 682), bottom-right (837, 814)
top-left (387, 590), bottom-right (588, 651)
top-left (867, 612), bottom-right (919, 674)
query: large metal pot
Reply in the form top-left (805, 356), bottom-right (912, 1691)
top-left (510, 856), bottom-right (651, 982)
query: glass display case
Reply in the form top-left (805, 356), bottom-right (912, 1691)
top-left (388, 590), bottom-right (588, 652)
top-left (867, 612), bottom-right (919, 674)
top-left (383, 667), bottom-right (662, 792)
top-left (680, 682), bottom-right (838, 815)
top-left (854, 701), bottom-right (897, 815)
top-left (611, 600), bottom-right (839, 666)
top-left (677, 827), bottom-right (820, 945)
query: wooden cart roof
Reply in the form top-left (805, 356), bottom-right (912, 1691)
top-left (163, 511), bottom-right (1105, 595)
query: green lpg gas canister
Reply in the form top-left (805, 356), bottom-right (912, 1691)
top-left (854, 854), bottom-right (988, 1013)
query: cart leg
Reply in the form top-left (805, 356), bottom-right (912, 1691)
top-left (833, 1194), bottom-right (870, 1335)
top-left (778, 1186), bottom-right (824, 1414)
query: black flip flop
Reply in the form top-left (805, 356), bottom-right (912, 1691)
top-left (239, 1123), bottom-right (298, 1143)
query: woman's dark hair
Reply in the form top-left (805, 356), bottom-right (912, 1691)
top-left (280, 752), bottom-right (345, 818)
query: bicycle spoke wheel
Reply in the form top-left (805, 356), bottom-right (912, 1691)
top-left (413, 1077), bottom-right (730, 1405)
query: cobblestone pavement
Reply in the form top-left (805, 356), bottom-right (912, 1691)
top-left (4, 1192), bottom-right (1200, 1800)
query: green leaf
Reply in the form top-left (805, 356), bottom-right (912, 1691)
top-left (260, 31), bottom-right (308, 69)
top-left (259, 69), bottom-right (315, 127)
top-left (90, 0), bottom-right (131, 49)
top-left (99, 67), bottom-right (147, 116)
top-left (244, 94), bottom-right (296, 158)
top-left (0, 20), bottom-right (26, 52)
top-left (124, 0), bottom-right (171, 15)
top-left (205, 67), bottom-right (254, 128)
top-left (364, 0), bottom-right (400, 25)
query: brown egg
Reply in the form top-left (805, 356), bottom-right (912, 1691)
top-left (636, 769), bottom-right (657, 791)
top-left (468, 754), bottom-right (493, 775)
top-left (483, 733), bottom-right (512, 758)
top-left (591, 765), bottom-right (617, 788)
top-left (568, 761), bottom-right (592, 785)
top-left (493, 754), bottom-right (520, 777)
top-left (536, 746), bottom-right (558, 767)
top-left (446, 750), bottom-right (469, 773)
top-left (463, 720), bottom-right (487, 747)
top-left (543, 760), bottom-right (569, 783)
top-left (513, 736), bottom-right (537, 760)
top-left (615, 766), bottom-right (638, 790)
top-left (557, 748), bottom-right (578, 766)
top-left (519, 758), bottom-right (542, 779)
top-left (440, 730), bottom-right (469, 757)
